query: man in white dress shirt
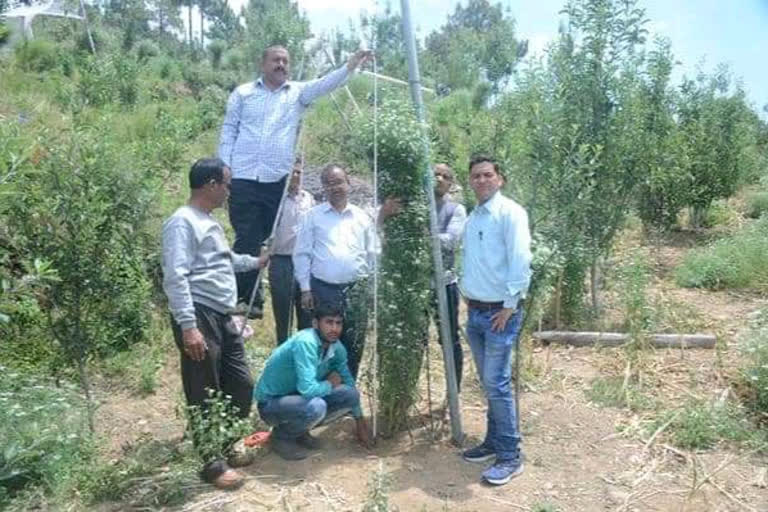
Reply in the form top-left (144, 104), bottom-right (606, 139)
top-left (269, 157), bottom-right (315, 345)
top-left (218, 46), bottom-right (372, 315)
top-left (293, 164), bottom-right (376, 378)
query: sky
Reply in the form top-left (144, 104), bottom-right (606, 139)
top-left (222, 0), bottom-right (768, 112)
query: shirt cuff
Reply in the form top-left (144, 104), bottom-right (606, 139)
top-left (180, 320), bottom-right (197, 330)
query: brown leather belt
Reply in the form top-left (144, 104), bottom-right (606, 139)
top-left (467, 299), bottom-right (504, 310)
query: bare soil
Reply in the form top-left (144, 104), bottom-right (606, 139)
top-left (95, 232), bottom-right (768, 511)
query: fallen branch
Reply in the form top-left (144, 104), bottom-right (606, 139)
top-left (533, 331), bottom-right (716, 349)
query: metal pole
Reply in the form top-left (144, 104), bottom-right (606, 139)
top-left (399, 0), bottom-right (463, 445)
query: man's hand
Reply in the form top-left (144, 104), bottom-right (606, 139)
top-left (490, 307), bottom-right (515, 333)
top-left (257, 254), bottom-right (270, 269)
top-left (355, 417), bottom-right (372, 449)
top-left (182, 327), bottom-right (207, 361)
top-left (379, 197), bottom-right (403, 222)
top-left (327, 371), bottom-right (342, 388)
top-left (347, 49), bottom-right (374, 71)
top-left (301, 290), bottom-right (314, 310)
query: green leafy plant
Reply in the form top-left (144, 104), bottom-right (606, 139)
top-left (185, 390), bottom-right (253, 465)
top-left (362, 462), bottom-right (393, 512)
top-left (650, 400), bottom-right (765, 450)
top-left (675, 216), bottom-right (768, 290)
top-left (586, 376), bottom-right (656, 411)
top-left (359, 100), bottom-right (432, 435)
top-left (0, 367), bottom-right (92, 506)
top-left (738, 318), bottom-right (768, 419)
top-left (745, 190), bottom-right (768, 219)
top-left (14, 40), bottom-right (59, 73)
top-left (5, 124), bottom-right (156, 429)
top-left (0, 23), bottom-right (10, 44)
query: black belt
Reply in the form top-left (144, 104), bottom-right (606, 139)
top-left (467, 299), bottom-right (504, 311)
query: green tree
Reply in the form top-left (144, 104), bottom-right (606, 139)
top-left (634, 38), bottom-right (689, 231)
top-left (678, 67), bottom-right (757, 226)
top-left (204, 0), bottom-right (241, 42)
top-left (360, 2), bottom-right (408, 80)
top-left (422, 0), bottom-right (526, 94)
top-left (241, 0), bottom-right (311, 73)
top-left (358, 101), bottom-right (433, 435)
top-left (150, 0), bottom-right (183, 37)
top-left (5, 124), bottom-right (155, 431)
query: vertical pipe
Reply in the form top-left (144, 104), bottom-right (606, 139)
top-left (399, 0), bottom-right (463, 444)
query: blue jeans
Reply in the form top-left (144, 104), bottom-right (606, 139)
top-left (257, 385), bottom-right (360, 441)
top-left (465, 306), bottom-right (524, 460)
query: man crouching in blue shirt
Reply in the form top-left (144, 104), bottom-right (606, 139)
top-left (254, 303), bottom-right (372, 460)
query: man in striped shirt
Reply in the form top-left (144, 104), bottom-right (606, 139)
top-left (218, 45), bottom-right (372, 315)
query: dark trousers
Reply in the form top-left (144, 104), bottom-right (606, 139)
top-left (171, 303), bottom-right (253, 478)
top-left (310, 275), bottom-right (369, 379)
top-left (269, 255), bottom-right (311, 345)
top-left (434, 282), bottom-right (464, 392)
top-left (228, 177), bottom-right (287, 305)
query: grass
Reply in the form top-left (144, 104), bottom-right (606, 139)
top-left (744, 190), bottom-right (768, 219)
top-left (100, 316), bottom-right (169, 396)
top-left (0, 367), bottom-right (93, 509)
top-left (675, 216), bottom-right (768, 290)
top-left (649, 399), bottom-right (767, 451)
top-left (585, 376), bottom-right (657, 411)
top-left (737, 312), bottom-right (768, 419)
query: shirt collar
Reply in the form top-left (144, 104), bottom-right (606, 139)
top-left (313, 329), bottom-right (337, 362)
top-left (322, 201), bottom-right (352, 215)
top-left (255, 77), bottom-right (291, 91)
top-left (477, 190), bottom-right (503, 214)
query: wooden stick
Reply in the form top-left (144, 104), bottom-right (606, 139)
top-left (533, 331), bottom-right (716, 349)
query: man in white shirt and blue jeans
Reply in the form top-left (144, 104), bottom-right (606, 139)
top-left (460, 155), bottom-right (532, 486)
top-left (293, 164), bottom-right (376, 378)
top-left (218, 46), bottom-right (372, 315)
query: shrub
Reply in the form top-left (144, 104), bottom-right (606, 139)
top-left (0, 23), bottom-right (10, 44)
top-left (739, 319), bottom-right (768, 419)
top-left (186, 391), bottom-right (253, 465)
top-left (221, 48), bottom-right (246, 72)
top-left (745, 190), bottom-right (768, 219)
top-left (181, 63), bottom-right (217, 97)
top-left (14, 40), bottom-right (58, 73)
top-left (675, 217), bottom-right (768, 290)
top-left (197, 85), bottom-right (227, 131)
top-left (358, 101), bottom-right (433, 435)
top-left (5, 124), bottom-right (157, 424)
top-left (207, 39), bottom-right (226, 69)
top-left (77, 437), bottom-right (195, 507)
top-left (0, 367), bottom-right (93, 506)
top-left (113, 55), bottom-right (140, 107)
top-left (136, 39), bottom-right (160, 62)
top-left (77, 56), bottom-right (116, 107)
top-left (650, 400), bottom-right (765, 450)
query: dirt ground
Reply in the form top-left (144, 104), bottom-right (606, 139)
top-left (96, 233), bottom-right (768, 511)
